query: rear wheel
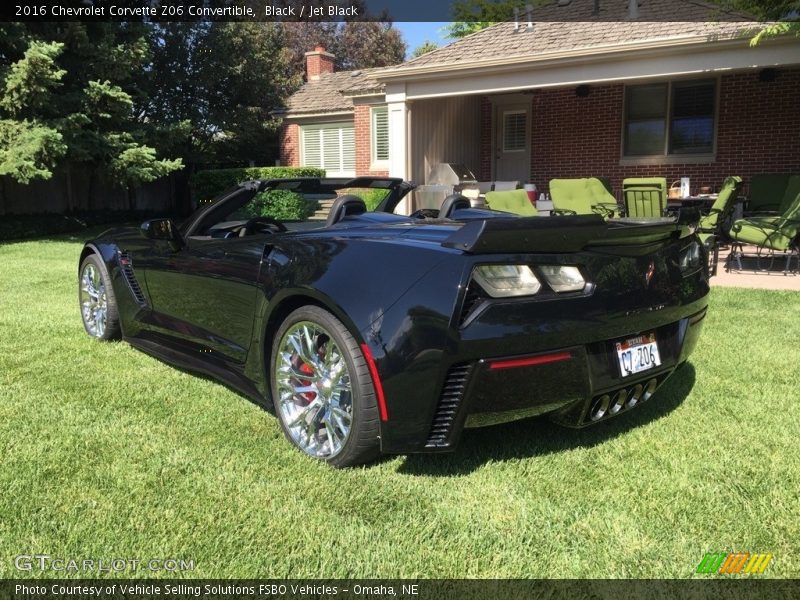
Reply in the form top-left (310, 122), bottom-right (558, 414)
top-left (271, 306), bottom-right (380, 467)
top-left (79, 254), bottom-right (120, 340)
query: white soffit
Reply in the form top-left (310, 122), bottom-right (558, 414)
top-left (385, 38), bottom-right (800, 100)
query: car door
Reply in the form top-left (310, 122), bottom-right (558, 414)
top-left (141, 235), bottom-right (265, 363)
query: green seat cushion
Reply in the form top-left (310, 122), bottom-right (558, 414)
top-left (549, 178), bottom-right (617, 215)
top-left (622, 177), bottom-right (667, 218)
top-left (622, 177), bottom-right (667, 191)
top-left (485, 189), bottom-right (539, 216)
top-left (729, 219), bottom-right (797, 251)
top-left (698, 175), bottom-right (742, 232)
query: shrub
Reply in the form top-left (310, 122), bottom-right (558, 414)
top-left (249, 190), bottom-right (318, 221)
top-left (190, 166), bottom-right (325, 204)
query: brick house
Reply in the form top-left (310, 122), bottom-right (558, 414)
top-left (279, 2), bottom-right (800, 212)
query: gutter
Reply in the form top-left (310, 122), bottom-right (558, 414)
top-left (372, 30), bottom-right (779, 83)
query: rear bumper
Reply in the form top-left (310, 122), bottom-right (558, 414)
top-left (377, 299), bottom-right (708, 454)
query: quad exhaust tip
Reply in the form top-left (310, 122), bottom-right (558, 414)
top-left (589, 394), bottom-right (610, 421)
top-left (642, 378), bottom-right (658, 401)
top-left (587, 378), bottom-right (660, 423)
top-left (626, 384), bottom-right (643, 408)
top-left (609, 389), bottom-right (626, 415)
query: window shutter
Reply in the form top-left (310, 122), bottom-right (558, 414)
top-left (342, 126), bottom-right (356, 172)
top-left (300, 123), bottom-right (355, 176)
top-left (373, 107), bottom-right (389, 162)
top-left (322, 128), bottom-right (341, 172)
top-left (302, 128), bottom-right (322, 168)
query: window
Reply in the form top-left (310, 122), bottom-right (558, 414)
top-left (300, 123), bottom-right (355, 177)
top-left (623, 79), bottom-right (716, 157)
top-left (502, 110), bottom-right (527, 152)
top-left (371, 106), bottom-right (389, 164)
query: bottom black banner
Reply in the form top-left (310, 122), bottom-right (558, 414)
top-left (2, 579), bottom-right (800, 600)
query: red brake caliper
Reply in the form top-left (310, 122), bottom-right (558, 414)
top-left (297, 361), bottom-right (317, 403)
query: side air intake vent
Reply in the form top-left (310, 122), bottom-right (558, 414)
top-left (425, 363), bottom-right (473, 448)
top-left (118, 252), bottom-right (147, 306)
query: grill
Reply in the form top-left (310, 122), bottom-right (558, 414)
top-left (118, 252), bottom-right (147, 306)
top-left (425, 363), bottom-right (474, 448)
top-left (415, 163), bottom-right (480, 211)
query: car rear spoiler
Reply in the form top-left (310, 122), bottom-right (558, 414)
top-left (442, 210), bottom-right (699, 254)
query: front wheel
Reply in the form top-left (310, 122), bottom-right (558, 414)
top-left (79, 254), bottom-right (121, 340)
top-left (271, 306), bottom-right (380, 467)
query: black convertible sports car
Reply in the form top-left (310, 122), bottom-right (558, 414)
top-left (79, 177), bottom-right (709, 466)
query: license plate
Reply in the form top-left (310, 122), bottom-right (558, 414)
top-left (616, 333), bottom-right (661, 377)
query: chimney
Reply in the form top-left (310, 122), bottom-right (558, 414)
top-left (305, 46), bottom-right (335, 81)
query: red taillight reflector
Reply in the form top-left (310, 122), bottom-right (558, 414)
top-left (360, 343), bottom-right (389, 422)
top-left (488, 351), bottom-right (572, 371)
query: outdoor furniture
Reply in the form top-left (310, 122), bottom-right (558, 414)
top-left (485, 189), bottom-right (538, 216)
top-left (745, 174), bottom-right (800, 216)
top-left (727, 188), bottom-right (800, 274)
top-left (696, 176), bottom-right (743, 276)
top-left (549, 177), bottom-right (619, 217)
top-left (622, 177), bottom-right (667, 218)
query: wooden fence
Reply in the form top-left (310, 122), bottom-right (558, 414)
top-left (0, 167), bottom-right (192, 216)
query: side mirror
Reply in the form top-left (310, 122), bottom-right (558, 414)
top-left (141, 219), bottom-right (184, 246)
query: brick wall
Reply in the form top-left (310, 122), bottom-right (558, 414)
top-left (354, 104), bottom-right (389, 177)
top-left (279, 122), bottom-right (299, 168)
top-left (305, 47), bottom-right (335, 81)
top-left (524, 68), bottom-right (800, 197)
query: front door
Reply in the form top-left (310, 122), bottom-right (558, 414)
top-left (142, 236), bottom-right (263, 363)
top-left (494, 102), bottom-right (531, 183)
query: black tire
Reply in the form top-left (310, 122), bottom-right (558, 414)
top-left (270, 305), bottom-right (381, 467)
top-left (78, 253), bottom-right (121, 341)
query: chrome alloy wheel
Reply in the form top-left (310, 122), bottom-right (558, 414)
top-left (274, 321), bottom-right (353, 459)
top-left (80, 263), bottom-right (108, 338)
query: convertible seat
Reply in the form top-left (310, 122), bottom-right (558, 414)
top-left (622, 177), bottom-right (668, 218)
top-left (439, 194), bottom-right (471, 219)
top-left (549, 177), bottom-right (618, 217)
top-left (485, 189), bottom-right (538, 216)
top-left (326, 195), bottom-right (367, 226)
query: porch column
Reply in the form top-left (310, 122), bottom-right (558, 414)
top-left (386, 84), bottom-right (409, 213)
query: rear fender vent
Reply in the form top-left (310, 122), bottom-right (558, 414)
top-left (118, 252), bottom-right (147, 306)
top-left (425, 363), bottom-right (473, 448)
top-left (459, 281), bottom-right (487, 327)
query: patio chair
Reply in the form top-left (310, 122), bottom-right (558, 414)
top-left (745, 174), bottom-right (800, 216)
top-left (696, 176), bottom-right (742, 276)
top-left (622, 177), bottom-right (667, 218)
top-left (727, 188), bottom-right (800, 274)
top-left (485, 189), bottom-right (538, 216)
top-left (549, 177), bottom-right (619, 217)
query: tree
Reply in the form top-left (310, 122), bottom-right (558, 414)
top-left (0, 40), bottom-right (67, 183)
top-left (281, 21), bottom-right (406, 81)
top-left (709, 0), bottom-right (800, 44)
top-left (410, 40), bottom-right (440, 59)
top-left (445, 0), bottom-right (542, 39)
top-left (0, 23), bottom-right (182, 188)
top-left (141, 22), bottom-right (297, 166)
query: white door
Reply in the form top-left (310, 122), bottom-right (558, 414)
top-left (494, 103), bottom-right (531, 182)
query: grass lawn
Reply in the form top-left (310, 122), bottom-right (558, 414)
top-left (0, 230), bottom-right (798, 579)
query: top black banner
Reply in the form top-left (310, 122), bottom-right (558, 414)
top-left (3, 0), bottom-right (759, 23)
